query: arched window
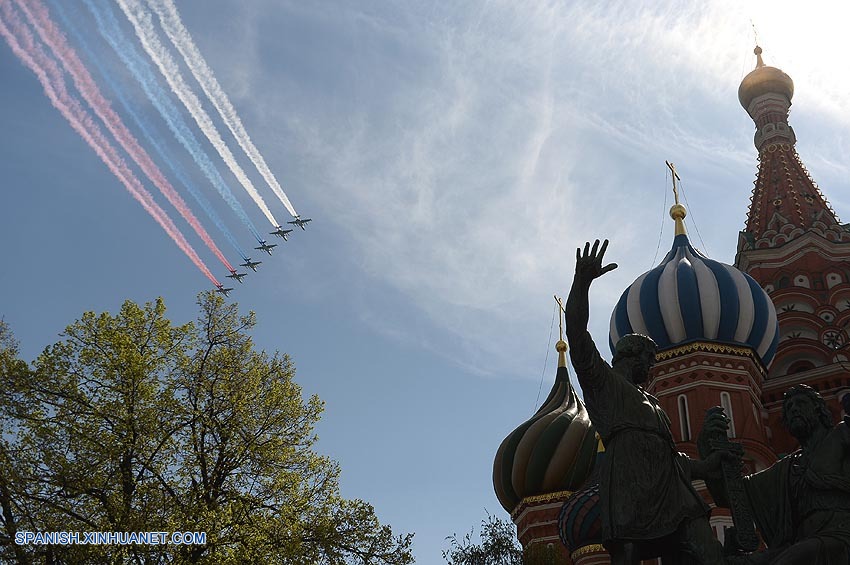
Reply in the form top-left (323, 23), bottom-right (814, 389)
top-left (788, 360), bottom-right (815, 374)
top-left (720, 392), bottom-right (736, 438)
top-left (678, 395), bottom-right (691, 441)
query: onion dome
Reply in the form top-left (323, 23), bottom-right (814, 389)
top-left (558, 442), bottom-right (605, 555)
top-left (738, 46), bottom-right (794, 110)
top-left (558, 483), bottom-right (602, 553)
top-left (493, 339), bottom-right (597, 513)
top-left (609, 194), bottom-right (779, 367)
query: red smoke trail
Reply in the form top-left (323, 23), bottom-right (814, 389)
top-left (17, 0), bottom-right (235, 273)
top-left (0, 0), bottom-right (221, 286)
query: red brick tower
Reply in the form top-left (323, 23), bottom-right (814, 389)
top-left (734, 46), bottom-right (850, 455)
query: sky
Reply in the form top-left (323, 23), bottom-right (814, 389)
top-left (2, 0), bottom-right (850, 562)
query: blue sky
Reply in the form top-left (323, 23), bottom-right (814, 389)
top-left (2, 1), bottom-right (850, 562)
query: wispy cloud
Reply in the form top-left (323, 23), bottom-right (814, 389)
top-left (205, 0), bottom-right (850, 379)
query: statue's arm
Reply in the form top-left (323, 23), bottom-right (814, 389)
top-left (565, 271), bottom-right (593, 374)
top-left (685, 452), bottom-right (727, 482)
top-left (565, 239), bottom-right (617, 389)
top-left (565, 278), bottom-right (590, 347)
top-left (696, 407), bottom-right (734, 506)
top-left (567, 327), bottom-right (609, 393)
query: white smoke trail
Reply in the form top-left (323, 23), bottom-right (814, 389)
top-left (116, 0), bottom-right (280, 227)
top-left (0, 0), bottom-right (219, 287)
top-left (146, 0), bottom-right (299, 217)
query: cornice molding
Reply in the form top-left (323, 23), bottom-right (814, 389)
top-left (655, 341), bottom-right (766, 376)
top-left (737, 231), bottom-right (850, 270)
top-left (571, 544), bottom-right (606, 560)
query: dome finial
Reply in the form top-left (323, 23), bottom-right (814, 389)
top-left (666, 160), bottom-right (687, 236)
top-left (555, 295), bottom-right (568, 368)
top-left (754, 45), bottom-right (765, 68)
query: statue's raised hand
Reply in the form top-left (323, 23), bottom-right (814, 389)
top-left (575, 239), bottom-right (618, 285)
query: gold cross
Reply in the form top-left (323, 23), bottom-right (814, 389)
top-left (666, 160), bottom-right (682, 205)
top-left (554, 295), bottom-right (565, 341)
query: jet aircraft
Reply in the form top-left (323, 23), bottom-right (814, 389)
top-left (254, 239), bottom-right (277, 255)
top-left (270, 226), bottom-right (293, 240)
top-left (215, 284), bottom-right (233, 297)
top-left (255, 240), bottom-right (277, 255)
top-left (226, 270), bottom-right (247, 283)
top-left (287, 216), bottom-right (312, 230)
top-left (240, 258), bottom-right (262, 272)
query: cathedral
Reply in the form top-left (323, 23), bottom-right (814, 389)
top-left (493, 47), bottom-right (850, 564)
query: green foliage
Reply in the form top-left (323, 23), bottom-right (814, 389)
top-left (443, 512), bottom-right (564, 565)
top-left (0, 296), bottom-right (413, 564)
top-left (523, 544), bottom-right (559, 565)
top-left (442, 512), bottom-right (522, 565)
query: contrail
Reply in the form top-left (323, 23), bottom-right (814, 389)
top-left (51, 0), bottom-right (250, 262)
top-left (116, 0), bottom-right (281, 228)
top-left (83, 0), bottom-right (264, 245)
top-left (0, 0), bottom-right (220, 286)
top-left (146, 0), bottom-right (299, 217)
top-left (17, 0), bottom-right (236, 274)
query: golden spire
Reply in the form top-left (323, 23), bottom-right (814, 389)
top-left (554, 295), bottom-right (567, 368)
top-left (666, 160), bottom-right (687, 236)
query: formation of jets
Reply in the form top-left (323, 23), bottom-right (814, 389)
top-left (214, 216), bottom-right (312, 296)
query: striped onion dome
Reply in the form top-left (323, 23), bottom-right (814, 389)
top-left (558, 482), bottom-right (602, 553)
top-left (493, 340), bottom-right (597, 513)
top-left (609, 232), bottom-right (779, 367)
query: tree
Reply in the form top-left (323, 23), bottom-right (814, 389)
top-left (442, 512), bottom-right (522, 565)
top-left (0, 318), bottom-right (35, 565)
top-left (0, 295), bottom-right (413, 564)
top-left (443, 511), bottom-right (565, 565)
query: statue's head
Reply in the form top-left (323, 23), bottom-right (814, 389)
top-left (781, 384), bottom-right (833, 439)
top-left (612, 334), bottom-right (657, 385)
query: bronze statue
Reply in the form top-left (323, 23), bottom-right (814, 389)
top-left (701, 385), bottom-right (850, 564)
top-left (565, 239), bottom-right (729, 564)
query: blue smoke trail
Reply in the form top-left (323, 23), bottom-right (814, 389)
top-left (83, 0), bottom-right (265, 245)
top-left (51, 0), bottom-right (251, 262)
